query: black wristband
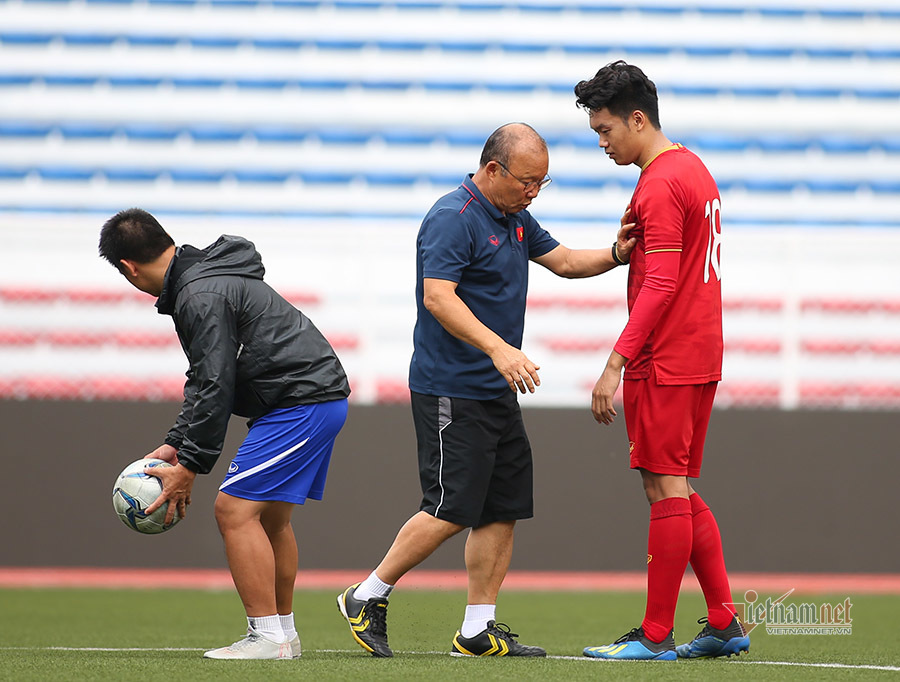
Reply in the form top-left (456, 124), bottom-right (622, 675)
top-left (612, 242), bottom-right (629, 266)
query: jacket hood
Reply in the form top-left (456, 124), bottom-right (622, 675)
top-left (156, 235), bottom-right (265, 316)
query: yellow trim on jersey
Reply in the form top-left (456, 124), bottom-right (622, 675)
top-left (644, 248), bottom-right (682, 254)
top-left (641, 143), bottom-right (683, 171)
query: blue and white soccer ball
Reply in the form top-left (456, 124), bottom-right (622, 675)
top-left (111, 458), bottom-right (181, 534)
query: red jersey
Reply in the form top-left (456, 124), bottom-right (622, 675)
top-left (614, 144), bottom-right (723, 385)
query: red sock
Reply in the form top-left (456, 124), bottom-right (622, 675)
top-left (640, 497), bottom-right (692, 643)
top-left (689, 493), bottom-right (735, 630)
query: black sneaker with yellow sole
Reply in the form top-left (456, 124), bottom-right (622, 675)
top-left (337, 583), bottom-right (392, 658)
top-left (451, 621), bottom-right (546, 657)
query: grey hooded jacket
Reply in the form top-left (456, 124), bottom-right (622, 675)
top-left (155, 235), bottom-right (350, 474)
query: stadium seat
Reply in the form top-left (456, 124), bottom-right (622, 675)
top-left (0, 330), bottom-right (40, 346)
top-left (375, 378), bottom-right (410, 404)
top-left (0, 287), bottom-right (64, 304)
top-left (1, 0), bottom-right (898, 408)
top-left (716, 381), bottom-right (781, 407)
top-left (526, 295), bottom-right (622, 310)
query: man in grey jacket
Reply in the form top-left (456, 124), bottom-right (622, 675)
top-left (99, 208), bottom-right (351, 659)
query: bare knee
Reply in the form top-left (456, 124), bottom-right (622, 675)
top-left (260, 502), bottom-right (294, 537)
top-left (640, 470), bottom-right (690, 504)
top-left (214, 493), bottom-right (259, 535)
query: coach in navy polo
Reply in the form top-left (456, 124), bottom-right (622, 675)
top-left (409, 173), bottom-right (559, 398)
top-left (339, 123), bottom-right (636, 658)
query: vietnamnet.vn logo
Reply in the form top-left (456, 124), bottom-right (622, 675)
top-left (727, 589), bottom-right (853, 636)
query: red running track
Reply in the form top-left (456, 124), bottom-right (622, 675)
top-left (1, 567), bottom-right (898, 594)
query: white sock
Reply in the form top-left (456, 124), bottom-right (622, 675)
top-left (279, 613), bottom-right (297, 640)
top-left (460, 604), bottom-right (496, 638)
top-left (353, 571), bottom-right (394, 601)
top-left (247, 614), bottom-right (286, 643)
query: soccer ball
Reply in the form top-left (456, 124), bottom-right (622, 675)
top-left (111, 458), bottom-right (182, 534)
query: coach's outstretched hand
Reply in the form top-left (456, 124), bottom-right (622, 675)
top-left (615, 206), bottom-right (637, 263)
top-left (491, 342), bottom-right (541, 394)
top-left (144, 444), bottom-right (195, 524)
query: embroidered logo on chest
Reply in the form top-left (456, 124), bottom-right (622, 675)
top-left (489, 235), bottom-right (499, 246)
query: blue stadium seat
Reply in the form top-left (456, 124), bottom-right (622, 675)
top-left (427, 172), bottom-right (466, 186)
top-left (0, 32), bottom-right (54, 45)
top-left (104, 168), bottom-right (163, 181)
top-left (755, 135), bottom-right (813, 153)
top-left (854, 87), bottom-right (900, 99)
top-left (805, 179), bottom-right (863, 193)
top-left (43, 75), bottom-right (100, 86)
top-left (37, 166), bottom-right (95, 181)
top-left (0, 122), bottom-right (53, 137)
top-left (375, 39), bottom-right (430, 51)
top-left (358, 79), bottom-right (413, 91)
top-left (380, 129), bottom-right (436, 145)
top-left (741, 177), bottom-right (796, 193)
top-left (61, 33), bottom-right (118, 46)
top-left (620, 43), bottom-right (673, 56)
top-left (58, 123), bottom-right (117, 138)
top-left (806, 47), bottom-right (858, 59)
top-left (364, 173), bottom-right (419, 186)
top-left (126, 34), bottom-right (180, 47)
top-left (683, 45), bottom-right (734, 57)
top-left (168, 168), bottom-right (227, 182)
top-left (0, 75), bottom-right (34, 86)
top-left (313, 38), bottom-right (368, 50)
top-left (315, 128), bottom-right (372, 144)
top-left (421, 80), bottom-right (474, 92)
top-left (743, 46), bottom-right (795, 58)
top-left (665, 84), bottom-right (721, 97)
top-left (818, 138), bottom-right (877, 154)
top-left (483, 82), bottom-right (539, 93)
top-left (188, 36), bottom-right (243, 49)
top-left (443, 130), bottom-right (492, 146)
top-left (121, 124), bottom-right (182, 140)
top-left (0, 167), bottom-right (30, 179)
top-left (867, 48), bottom-right (900, 60)
top-left (107, 75), bottom-right (165, 87)
top-left (252, 126), bottom-right (311, 143)
top-left (188, 125), bottom-right (246, 142)
top-left (882, 138), bottom-right (900, 154)
top-left (170, 76), bottom-right (227, 88)
top-left (870, 180), bottom-right (900, 193)
top-left (233, 77), bottom-right (292, 89)
top-left (682, 133), bottom-right (754, 152)
top-left (232, 169), bottom-right (292, 183)
top-left (731, 85), bottom-right (784, 97)
top-left (793, 86), bottom-right (845, 98)
top-left (298, 170), bottom-right (356, 184)
top-left (251, 37), bottom-right (305, 49)
top-left (819, 8), bottom-right (867, 19)
top-left (295, 78), bottom-right (350, 90)
top-left (437, 40), bottom-right (492, 52)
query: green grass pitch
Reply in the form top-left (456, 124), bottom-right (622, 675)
top-left (1, 587), bottom-right (898, 681)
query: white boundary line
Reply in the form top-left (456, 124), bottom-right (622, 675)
top-left (2, 647), bottom-right (898, 671)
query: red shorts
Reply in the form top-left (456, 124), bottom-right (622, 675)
top-left (623, 368), bottom-right (717, 478)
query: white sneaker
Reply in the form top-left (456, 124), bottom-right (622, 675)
top-left (203, 629), bottom-right (292, 660)
top-left (289, 633), bottom-right (302, 658)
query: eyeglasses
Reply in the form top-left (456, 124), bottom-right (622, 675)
top-left (495, 160), bottom-right (552, 193)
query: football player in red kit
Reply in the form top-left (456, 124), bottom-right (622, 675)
top-left (574, 61), bottom-right (750, 661)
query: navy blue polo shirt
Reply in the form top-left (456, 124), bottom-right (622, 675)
top-left (408, 174), bottom-right (560, 400)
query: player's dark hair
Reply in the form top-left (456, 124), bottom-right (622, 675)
top-left (98, 207), bottom-right (174, 273)
top-left (479, 122), bottom-right (547, 169)
top-left (574, 60), bottom-right (661, 129)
